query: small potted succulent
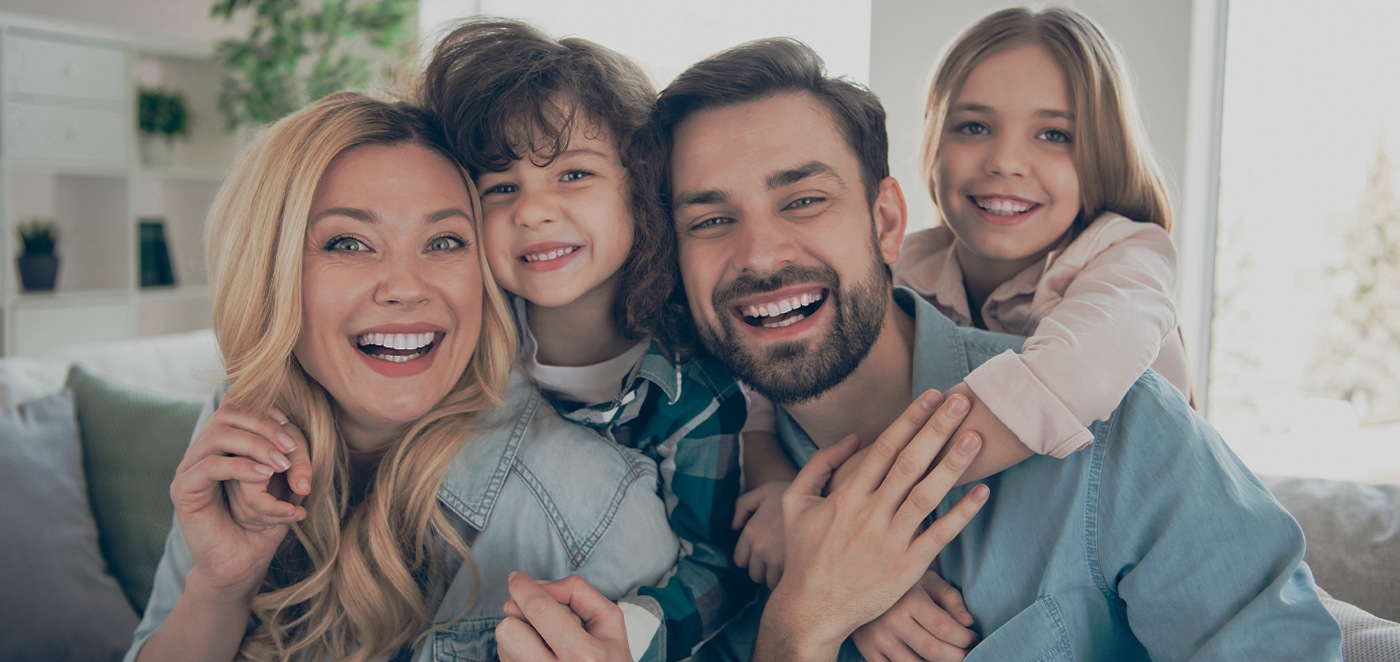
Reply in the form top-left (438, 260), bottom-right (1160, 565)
top-left (137, 87), bottom-right (191, 166)
top-left (15, 218), bottom-right (59, 292)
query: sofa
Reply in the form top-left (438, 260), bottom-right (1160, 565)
top-left (1, 330), bottom-right (1397, 660)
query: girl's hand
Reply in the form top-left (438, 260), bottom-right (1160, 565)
top-left (170, 404), bottom-right (298, 596)
top-left (851, 570), bottom-right (978, 662)
top-left (732, 481), bottom-right (790, 588)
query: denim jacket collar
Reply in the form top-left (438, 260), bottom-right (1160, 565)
top-left (436, 372), bottom-right (538, 533)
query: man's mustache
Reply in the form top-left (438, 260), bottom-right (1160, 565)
top-left (712, 264), bottom-right (840, 310)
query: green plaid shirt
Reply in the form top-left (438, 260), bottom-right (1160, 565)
top-left (544, 340), bottom-right (753, 661)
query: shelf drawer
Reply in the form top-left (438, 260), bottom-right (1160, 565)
top-left (3, 31), bottom-right (126, 104)
top-left (3, 101), bottom-right (127, 165)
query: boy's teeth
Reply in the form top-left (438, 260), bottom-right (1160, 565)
top-left (977, 198), bottom-right (1033, 215)
top-left (356, 332), bottom-right (436, 350)
top-left (523, 246), bottom-right (580, 262)
top-left (743, 290), bottom-right (825, 318)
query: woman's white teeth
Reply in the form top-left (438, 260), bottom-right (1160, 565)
top-left (743, 291), bottom-right (824, 318)
top-left (357, 332), bottom-right (436, 351)
top-left (977, 198), bottom-right (1032, 215)
top-left (523, 246), bottom-right (579, 262)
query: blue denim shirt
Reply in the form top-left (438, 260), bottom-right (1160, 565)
top-left (127, 372), bottom-right (679, 661)
top-left (703, 289), bottom-right (1342, 661)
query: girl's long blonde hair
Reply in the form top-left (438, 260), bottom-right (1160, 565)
top-left (919, 5), bottom-right (1174, 233)
top-left (204, 91), bottom-right (517, 661)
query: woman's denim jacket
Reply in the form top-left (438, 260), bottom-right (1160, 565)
top-left (126, 371), bottom-right (679, 661)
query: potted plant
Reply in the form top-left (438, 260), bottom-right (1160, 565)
top-left (137, 87), bottom-right (191, 166)
top-left (15, 218), bottom-right (59, 292)
top-left (211, 0), bottom-right (415, 131)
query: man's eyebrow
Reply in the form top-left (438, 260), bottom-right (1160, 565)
top-left (767, 161), bottom-right (841, 190)
top-left (673, 189), bottom-right (729, 210)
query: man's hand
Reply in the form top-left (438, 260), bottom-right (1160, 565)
top-left (851, 570), bottom-right (978, 661)
top-left (755, 390), bottom-right (989, 660)
top-left (733, 480), bottom-right (790, 588)
top-left (497, 572), bottom-right (632, 662)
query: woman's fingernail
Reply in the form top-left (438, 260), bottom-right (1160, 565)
top-left (271, 453), bottom-right (291, 471)
top-left (254, 464), bottom-right (274, 477)
top-left (276, 432), bottom-right (296, 453)
top-left (919, 390), bottom-right (939, 410)
top-left (972, 483), bottom-right (990, 502)
top-left (945, 395), bottom-right (969, 417)
top-left (957, 432), bottom-right (979, 452)
top-left (297, 478), bottom-right (311, 493)
top-left (269, 408), bottom-right (289, 425)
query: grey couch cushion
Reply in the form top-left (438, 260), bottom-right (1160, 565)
top-left (0, 390), bottom-right (138, 661)
top-left (1263, 475), bottom-right (1400, 622)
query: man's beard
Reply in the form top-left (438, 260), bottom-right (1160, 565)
top-left (697, 254), bottom-right (888, 406)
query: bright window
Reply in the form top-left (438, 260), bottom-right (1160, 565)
top-left (1209, 0), bottom-right (1400, 482)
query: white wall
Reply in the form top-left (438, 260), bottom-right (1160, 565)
top-left (0, 0), bottom-right (246, 50)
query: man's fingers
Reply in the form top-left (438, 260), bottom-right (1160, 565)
top-left (849, 390), bottom-right (946, 495)
top-left (912, 482), bottom-right (989, 561)
top-left (733, 530), bottom-right (753, 569)
top-left (787, 433), bottom-right (860, 503)
top-left (893, 429), bottom-right (981, 534)
top-left (878, 394), bottom-right (969, 514)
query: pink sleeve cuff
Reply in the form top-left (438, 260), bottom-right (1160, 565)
top-left (964, 350), bottom-right (1095, 458)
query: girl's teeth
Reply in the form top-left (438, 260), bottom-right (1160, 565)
top-left (978, 198), bottom-right (1032, 215)
top-left (524, 246), bottom-right (579, 262)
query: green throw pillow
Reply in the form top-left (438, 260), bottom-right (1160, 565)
top-left (66, 364), bottom-right (204, 614)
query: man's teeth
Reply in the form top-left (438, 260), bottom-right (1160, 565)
top-left (523, 246), bottom-right (580, 262)
top-left (977, 198), bottom-right (1033, 215)
top-left (742, 291), bottom-right (824, 319)
top-left (357, 332), bottom-right (436, 351)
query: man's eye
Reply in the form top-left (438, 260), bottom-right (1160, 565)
top-left (428, 235), bottom-right (467, 251)
top-left (561, 170), bottom-right (593, 182)
top-left (953, 121), bottom-right (990, 136)
top-left (326, 235), bottom-right (370, 252)
top-left (691, 216), bottom-right (733, 231)
top-left (786, 196), bottom-right (825, 210)
top-left (1039, 128), bottom-right (1073, 144)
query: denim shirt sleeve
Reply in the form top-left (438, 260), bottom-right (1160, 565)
top-left (1092, 376), bottom-right (1342, 660)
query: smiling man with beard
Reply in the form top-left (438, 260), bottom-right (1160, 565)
top-left (490, 38), bottom-right (1342, 662)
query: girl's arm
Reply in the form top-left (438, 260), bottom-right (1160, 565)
top-left (963, 215), bottom-right (1180, 465)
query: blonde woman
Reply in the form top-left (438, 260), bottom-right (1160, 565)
top-left (126, 92), bottom-right (676, 662)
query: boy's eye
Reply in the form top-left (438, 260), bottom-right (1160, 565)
top-left (325, 235), bottom-right (370, 252)
top-left (1038, 128), bottom-right (1073, 144)
top-left (560, 170), bottom-right (593, 183)
top-left (953, 121), bottom-right (990, 136)
top-left (428, 234), bottom-right (467, 251)
top-left (481, 183), bottom-right (517, 196)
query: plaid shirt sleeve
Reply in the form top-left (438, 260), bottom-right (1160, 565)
top-left (554, 348), bottom-right (754, 661)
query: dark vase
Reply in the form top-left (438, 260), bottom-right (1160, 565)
top-left (17, 253), bottom-right (59, 291)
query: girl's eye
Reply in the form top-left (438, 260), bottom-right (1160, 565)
top-left (1039, 128), bottom-right (1073, 144)
top-left (561, 170), bottom-right (593, 183)
top-left (480, 183), bottom-right (517, 196)
top-left (953, 121), bottom-right (990, 136)
top-left (428, 235), bottom-right (467, 251)
top-left (325, 235), bottom-right (370, 252)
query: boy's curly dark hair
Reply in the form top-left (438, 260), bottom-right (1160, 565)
top-left (419, 18), bottom-right (693, 357)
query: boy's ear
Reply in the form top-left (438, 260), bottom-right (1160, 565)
top-left (872, 176), bottom-right (907, 266)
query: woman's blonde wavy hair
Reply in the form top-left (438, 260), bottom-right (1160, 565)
top-left (204, 91), bottom-right (517, 661)
top-left (919, 5), bottom-right (1174, 233)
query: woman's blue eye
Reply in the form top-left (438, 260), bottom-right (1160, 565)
top-left (428, 235), bottom-right (466, 251)
top-left (1039, 128), bottom-right (1073, 144)
top-left (561, 170), bottom-right (593, 182)
top-left (954, 121), bottom-right (990, 136)
top-left (326, 236), bottom-right (370, 252)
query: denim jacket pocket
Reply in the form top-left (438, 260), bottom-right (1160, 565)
top-left (431, 616), bottom-right (502, 662)
top-left (966, 596), bottom-right (1074, 662)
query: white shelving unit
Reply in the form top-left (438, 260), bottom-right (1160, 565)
top-left (0, 12), bottom-right (234, 356)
